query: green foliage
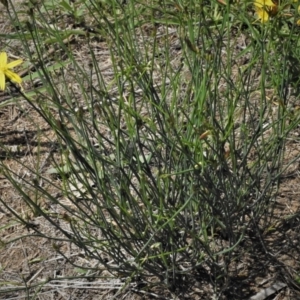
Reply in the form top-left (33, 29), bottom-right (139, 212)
top-left (1, 0), bottom-right (300, 297)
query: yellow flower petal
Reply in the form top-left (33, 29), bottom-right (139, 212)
top-left (0, 52), bottom-right (7, 66)
top-left (0, 72), bottom-right (5, 91)
top-left (6, 59), bottom-right (23, 69)
top-left (5, 69), bottom-right (22, 83)
top-left (256, 7), bottom-right (270, 22)
top-left (254, 0), bottom-right (275, 8)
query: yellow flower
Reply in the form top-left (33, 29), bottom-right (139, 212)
top-left (0, 52), bottom-right (23, 91)
top-left (254, 0), bottom-right (277, 22)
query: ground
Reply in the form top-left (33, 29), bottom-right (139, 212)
top-left (1, 1), bottom-right (300, 299)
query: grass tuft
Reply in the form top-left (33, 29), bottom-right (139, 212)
top-left (1, 0), bottom-right (300, 298)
